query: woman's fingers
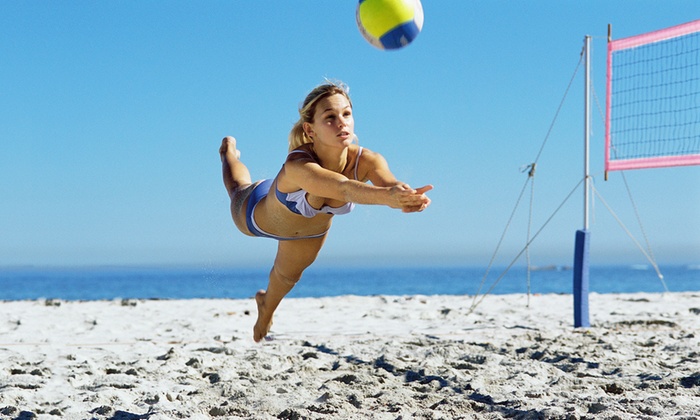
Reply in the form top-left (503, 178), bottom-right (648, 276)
top-left (413, 184), bottom-right (433, 194)
top-left (389, 183), bottom-right (433, 211)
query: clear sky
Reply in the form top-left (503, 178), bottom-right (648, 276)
top-left (1, 1), bottom-right (698, 268)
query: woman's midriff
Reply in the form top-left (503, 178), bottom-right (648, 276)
top-left (252, 188), bottom-right (333, 239)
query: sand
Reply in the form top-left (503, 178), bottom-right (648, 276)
top-left (1, 292), bottom-right (699, 419)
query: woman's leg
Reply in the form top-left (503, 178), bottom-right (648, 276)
top-left (220, 136), bottom-right (252, 199)
top-left (253, 235), bottom-right (327, 342)
top-left (220, 136), bottom-right (258, 233)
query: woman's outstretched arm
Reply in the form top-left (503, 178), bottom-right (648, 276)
top-left (282, 150), bottom-right (432, 212)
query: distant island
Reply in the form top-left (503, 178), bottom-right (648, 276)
top-left (529, 265), bottom-right (572, 272)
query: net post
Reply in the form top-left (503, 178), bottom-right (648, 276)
top-left (583, 35), bottom-right (591, 230)
top-left (606, 26), bottom-right (610, 186)
top-left (574, 35), bottom-right (592, 329)
top-left (573, 229), bottom-right (590, 328)
top-left (604, 23), bottom-right (612, 181)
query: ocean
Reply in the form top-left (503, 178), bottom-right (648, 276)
top-left (0, 265), bottom-right (698, 301)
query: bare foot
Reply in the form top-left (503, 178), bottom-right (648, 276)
top-left (220, 136), bottom-right (241, 161)
top-left (253, 290), bottom-right (273, 342)
top-left (221, 136), bottom-right (251, 199)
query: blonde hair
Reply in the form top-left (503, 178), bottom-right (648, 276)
top-left (288, 81), bottom-right (354, 152)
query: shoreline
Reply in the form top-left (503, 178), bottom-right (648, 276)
top-left (1, 292), bottom-right (699, 418)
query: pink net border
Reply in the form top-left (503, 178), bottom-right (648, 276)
top-left (605, 19), bottom-right (700, 173)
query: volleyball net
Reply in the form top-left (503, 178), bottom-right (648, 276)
top-left (605, 19), bottom-right (700, 172)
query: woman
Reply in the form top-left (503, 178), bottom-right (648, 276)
top-left (220, 81), bottom-right (432, 342)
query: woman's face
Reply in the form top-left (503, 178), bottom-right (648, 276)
top-left (305, 93), bottom-right (354, 149)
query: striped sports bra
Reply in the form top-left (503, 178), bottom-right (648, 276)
top-left (275, 147), bottom-right (363, 218)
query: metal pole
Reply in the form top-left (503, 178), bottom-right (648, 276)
top-left (584, 35), bottom-right (591, 230)
top-left (573, 35), bottom-right (591, 328)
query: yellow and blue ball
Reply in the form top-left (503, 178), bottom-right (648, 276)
top-left (356, 0), bottom-right (424, 50)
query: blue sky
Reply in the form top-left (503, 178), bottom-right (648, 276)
top-left (1, 1), bottom-right (698, 268)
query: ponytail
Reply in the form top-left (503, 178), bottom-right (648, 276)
top-left (288, 120), bottom-right (312, 152)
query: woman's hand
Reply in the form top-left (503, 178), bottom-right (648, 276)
top-left (389, 184), bottom-right (433, 213)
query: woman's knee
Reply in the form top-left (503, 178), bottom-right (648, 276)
top-left (270, 236), bottom-right (325, 286)
top-left (270, 265), bottom-right (302, 287)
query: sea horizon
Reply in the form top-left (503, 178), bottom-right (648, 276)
top-left (1, 263), bottom-right (697, 302)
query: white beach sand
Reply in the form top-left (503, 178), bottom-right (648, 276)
top-left (1, 292), bottom-right (699, 419)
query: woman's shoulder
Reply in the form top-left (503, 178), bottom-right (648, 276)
top-left (354, 146), bottom-right (391, 182)
top-left (286, 144), bottom-right (317, 163)
top-left (355, 145), bottom-right (384, 164)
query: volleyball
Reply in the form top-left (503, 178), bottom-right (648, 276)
top-left (356, 0), bottom-right (424, 50)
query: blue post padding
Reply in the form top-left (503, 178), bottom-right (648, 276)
top-left (573, 229), bottom-right (590, 328)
